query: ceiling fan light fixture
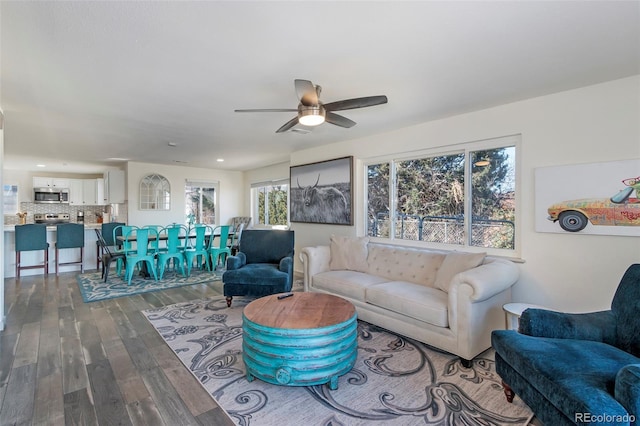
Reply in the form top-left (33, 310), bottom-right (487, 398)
top-left (298, 105), bottom-right (325, 126)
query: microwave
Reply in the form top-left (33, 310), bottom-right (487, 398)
top-left (34, 187), bottom-right (70, 204)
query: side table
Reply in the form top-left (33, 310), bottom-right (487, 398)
top-left (242, 292), bottom-right (358, 389)
top-left (503, 302), bottom-right (545, 330)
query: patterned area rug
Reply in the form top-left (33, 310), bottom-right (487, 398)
top-left (76, 269), bottom-right (222, 302)
top-left (143, 296), bottom-right (534, 426)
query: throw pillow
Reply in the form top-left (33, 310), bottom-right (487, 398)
top-left (434, 251), bottom-right (486, 292)
top-left (329, 235), bottom-right (370, 272)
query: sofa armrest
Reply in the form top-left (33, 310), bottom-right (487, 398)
top-left (450, 259), bottom-right (519, 302)
top-left (519, 309), bottom-right (617, 343)
top-left (300, 245), bottom-right (331, 291)
top-left (226, 252), bottom-right (246, 270)
top-left (616, 364), bottom-right (640, 421)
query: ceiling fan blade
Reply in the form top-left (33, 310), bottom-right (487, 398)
top-left (325, 112), bottom-right (356, 128)
top-left (324, 95), bottom-right (388, 111)
top-left (294, 79), bottom-right (319, 106)
top-left (275, 116), bottom-right (299, 133)
top-left (235, 108), bottom-right (297, 112)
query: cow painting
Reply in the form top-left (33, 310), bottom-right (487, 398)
top-left (290, 157), bottom-right (353, 225)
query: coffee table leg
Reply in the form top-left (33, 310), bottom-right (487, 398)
top-left (329, 375), bottom-right (339, 390)
top-left (246, 370), bottom-right (255, 382)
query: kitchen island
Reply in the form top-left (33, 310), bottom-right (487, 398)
top-left (4, 223), bottom-right (102, 278)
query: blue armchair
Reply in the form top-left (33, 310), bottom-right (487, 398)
top-left (222, 230), bottom-right (295, 307)
top-left (492, 264), bottom-right (640, 426)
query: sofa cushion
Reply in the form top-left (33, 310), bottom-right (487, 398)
top-left (312, 270), bottom-right (389, 301)
top-left (329, 235), bottom-right (369, 272)
top-left (366, 244), bottom-right (445, 287)
top-left (434, 251), bottom-right (486, 292)
top-left (365, 281), bottom-right (449, 327)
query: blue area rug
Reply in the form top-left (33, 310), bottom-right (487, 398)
top-left (76, 269), bottom-right (222, 302)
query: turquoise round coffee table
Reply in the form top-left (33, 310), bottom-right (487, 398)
top-left (242, 292), bottom-right (357, 390)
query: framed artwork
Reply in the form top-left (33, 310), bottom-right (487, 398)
top-left (535, 159), bottom-right (640, 237)
top-left (290, 156), bottom-right (353, 225)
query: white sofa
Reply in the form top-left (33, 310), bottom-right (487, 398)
top-left (300, 236), bottom-right (520, 364)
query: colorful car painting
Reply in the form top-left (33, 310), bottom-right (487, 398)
top-left (547, 179), bottom-right (640, 232)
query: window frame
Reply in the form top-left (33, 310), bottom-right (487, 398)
top-left (251, 179), bottom-right (290, 227)
top-left (185, 180), bottom-right (219, 225)
top-left (363, 135), bottom-right (521, 258)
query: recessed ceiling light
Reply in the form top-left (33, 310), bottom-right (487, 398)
top-left (36, 164), bottom-right (46, 167)
top-left (216, 158), bottom-right (224, 162)
top-left (168, 142), bottom-right (177, 147)
top-left (107, 157), bottom-right (130, 161)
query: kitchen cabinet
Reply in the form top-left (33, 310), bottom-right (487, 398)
top-left (82, 178), bottom-right (105, 205)
top-left (33, 177), bottom-right (70, 188)
top-left (68, 179), bottom-right (84, 205)
top-left (103, 170), bottom-right (125, 204)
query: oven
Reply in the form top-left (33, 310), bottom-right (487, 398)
top-left (34, 187), bottom-right (70, 204)
top-left (34, 213), bottom-right (71, 224)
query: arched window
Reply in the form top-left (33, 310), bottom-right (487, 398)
top-left (139, 174), bottom-right (170, 210)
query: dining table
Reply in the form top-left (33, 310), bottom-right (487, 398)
top-left (116, 226), bottom-right (235, 278)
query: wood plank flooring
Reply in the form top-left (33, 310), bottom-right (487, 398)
top-left (0, 271), bottom-right (235, 426)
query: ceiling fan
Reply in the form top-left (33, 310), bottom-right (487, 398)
top-left (235, 79), bottom-right (388, 133)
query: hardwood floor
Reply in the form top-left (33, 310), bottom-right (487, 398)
top-left (0, 271), bottom-right (235, 426)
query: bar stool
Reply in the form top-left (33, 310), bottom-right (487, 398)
top-left (96, 222), bottom-right (125, 269)
top-left (55, 223), bottom-right (85, 275)
top-left (15, 224), bottom-right (49, 278)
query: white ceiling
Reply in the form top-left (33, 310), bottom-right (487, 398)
top-left (2, 1), bottom-right (639, 173)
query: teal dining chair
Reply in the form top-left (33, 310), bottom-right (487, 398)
top-left (184, 224), bottom-right (212, 276)
top-left (209, 225), bottom-right (231, 270)
top-left (123, 227), bottom-right (158, 285)
top-left (114, 225), bottom-right (138, 277)
top-left (143, 225), bottom-right (164, 252)
top-left (157, 224), bottom-right (188, 279)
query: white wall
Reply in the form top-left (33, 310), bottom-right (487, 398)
top-left (287, 75), bottom-right (640, 313)
top-left (126, 161), bottom-right (244, 226)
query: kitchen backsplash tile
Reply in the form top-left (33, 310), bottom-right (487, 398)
top-left (5, 203), bottom-right (127, 225)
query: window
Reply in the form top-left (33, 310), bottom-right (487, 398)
top-left (366, 136), bottom-right (517, 253)
top-left (3, 184), bottom-right (19, 214)
top-left (251, 180), bottom-right (289, 226)
top-left (185, 180), bottom-right (218, 225)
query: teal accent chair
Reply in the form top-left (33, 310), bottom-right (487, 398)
top-left (55, 223), bottom-right (85, 275)
top-left (96, 222), bottom-right (125, 269)
top-left (15, 224), bottom-right (49, 278)
top-left (184, 224), bottom-right (212, 276)
top-left (492, 264), bottom-right (640, 426)
top-left (123, 227), bottom-right (158, 285)
top-left (223, 230), bottom-right (294, 307)
top-left (157, 224), bottom-right (188, 279)
top-left (209, 225), bottom-right (231, 270)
